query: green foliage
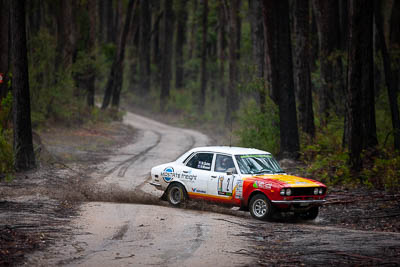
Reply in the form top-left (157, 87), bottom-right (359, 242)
top-left (0, 92), bottom-right (14, 179)
top-left (360, 151), bottom-right (400, 191)
top-left (28, 29), bottom-right (112, 127)
top-left (300, 114), bottom-right (400, 191)
top-left (300, 116), bottom-right (351, 186)
top-left (29, 29), bottom-right (74, 126)
top-left (303, 150), bottom-right (351, 186)
top-left (236, 98), bottom-right (280, 155)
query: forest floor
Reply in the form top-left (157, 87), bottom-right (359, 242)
top-left (0, 121), bottom-right (136, 266)
top-left (0, 110), bottom-right (399, 266)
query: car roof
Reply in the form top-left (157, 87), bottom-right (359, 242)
top-left (188, 146), bottom-right (271, 155)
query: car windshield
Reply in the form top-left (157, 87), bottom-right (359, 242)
top-left (235, 154), bottom-right (284, 175)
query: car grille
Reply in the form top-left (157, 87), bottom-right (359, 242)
top-left (291, 187), bottom-right (325, 196)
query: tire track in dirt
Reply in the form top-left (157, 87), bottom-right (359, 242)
top-left (116, 131), bottom-right (162, 177)
top-left (100, 130), bottom-right (161, 178)
top-left (134, 131), bottom-right (196, 193)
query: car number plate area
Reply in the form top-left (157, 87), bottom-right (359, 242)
top-left (300, 202), bottom-right (309, 207)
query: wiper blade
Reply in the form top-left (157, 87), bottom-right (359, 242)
top-left (254, 168), bottom-right (273, 174)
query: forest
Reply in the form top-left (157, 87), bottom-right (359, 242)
top-left (0, 0), bottom-right (399, 191)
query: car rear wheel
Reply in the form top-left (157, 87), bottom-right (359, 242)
top-left (299, 206), bottom-right (319, 220)
top-left (166, 183), bottom-right (186, 207)
top-left (249, 194), bottom-right (273, 220)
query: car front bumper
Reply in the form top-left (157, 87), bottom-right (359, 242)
top-left (149, 181), bottom-right (162, 190)
top-left (271, 199), bottom-right (326, 205)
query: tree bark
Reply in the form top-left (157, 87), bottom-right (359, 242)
top-left (188, 0), bottom-right (198, 60)
top-left (262, 0), bottom-right (300, 159)
top-left (160, 0), bottom-right (174, 110)
top-left (217, 0), bottom-right (226, 97)
top-left (346, 0), bottom-right (364, 171)
top-left (111, 0), bottom-right (136, 108)
top-left (360, 0), bottom-right (377, 149)
top-left (105, 0), bottom-right (114, 43)
top-left (55, 0), bottom-right (76, 72)
top-left (139, 0), bottom-right (151, 95)
top-left (338, 0), bottom-right (349, 50)
top-left (374, 0), bottom-right (400, 150)
top-left (199, 0), bottom-right (208, 111)
top-left (312, 0), bottom-right (342, 125)
top-left (102, 0), bottom-right (136, 109)
top-left (26, 0), bottom-right (42, 38)
top-left (151, 0), bottom-right (161, 67)
top-left (0, 0), bottom-right (10, 102)
top-left (225, 0), bottom-right (240, 124)
top-left (98, 0), bottom-right (105, 43)
top-left (86, 0), bottom-right (97, 107)
top-left (10, 0), bottom-right (36, 171)
top-left (293, 0), bottom-right (315, 138)
top-left (249, 0), bottom-right (266, 113)
top-left (390, 0), bottom-right (400, 94)
top-left (175, 0), bottom-right (188, 90)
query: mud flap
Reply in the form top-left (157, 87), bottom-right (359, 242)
top-left (160, 191), bottom-right (168, 201)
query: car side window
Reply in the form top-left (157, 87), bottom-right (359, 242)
top-left (186, 153), bottom-right (213, 171)
top-left (214, 154), bottom-right (236, 173)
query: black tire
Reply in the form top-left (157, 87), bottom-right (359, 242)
top-left (299, 206), bottom-right (319, 220)
top-left (166, 183), bottom-right (187, 207)
top-left (249, 194), bottom-right (273, 220)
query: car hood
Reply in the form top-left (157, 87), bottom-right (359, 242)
top-left (250, 174), bottom-right (325, 187)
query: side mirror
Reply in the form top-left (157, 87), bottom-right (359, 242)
top-left (226, 171), bottom-right (232, 176)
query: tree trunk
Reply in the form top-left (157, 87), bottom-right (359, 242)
top-left (111, 0), bottom-right (136, 108)
top-left (139, 0), bottom-right (151, 95)
top-left (199, 0), bottom-right (208, 110)
top-left (249, 0), bottom-right (266, 113)
top-left (293, 0), bottom-right (315, 138)
top-left (360, 0), bottom-right (377, 149)
top-left (175, 0), bottom-right (188, 90)
top-left (86, 0), bottom-right (97, 107)
top-left (98, 0), bottom-right (105, 43)
top-left (346, 0), bottom-right (364, 171)
top-left (0, 0), bottom-right (10, 102)
top-left (225, 0), bottom-right (240, 124)
top-left (102, 0), bottom-right (122, 109)
top-left (102, 0), bottom-right (136, 109)
top-left (10, 0), bottom-right (36, 171)
top-left (374, 0), bottom-right (400, 150)
top-left (151, 0), bottom-right (161, 67)
top-left (312, 0), bottom-right (342, 125)
top-left (26, 0), bottom-right (42, 38)
top-left (217, 0), bottom-right (226, 97)
top-left (390, 0), bottom-right (400, 94)
top-left (55, 0), bottom-right (76, 72)
top-left (188, 0), bottom-right (198, 60)
top-left (160, 0), bottom-right (174, 110)
top-left (262, 0), bottom-right (300, 159)
top-left (338, 0), bottom-right (348, 50)
top-left (105, 0), bottom-right (114, 43)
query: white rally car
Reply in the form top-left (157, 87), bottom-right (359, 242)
top-left (150, 146), bottom-right (327, 220)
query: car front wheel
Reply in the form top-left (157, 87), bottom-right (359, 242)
top-left (166, 183), bottom-right (186, 207)
top-left (249, 194), bottom-right (273, 220)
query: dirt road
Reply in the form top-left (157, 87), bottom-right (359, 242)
top-left (26, 112), bottom-right (400, 266)
top-left (27, 112), bottom-right (255, 266)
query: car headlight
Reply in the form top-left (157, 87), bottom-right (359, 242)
top-left (280, 189), bottom-right (285, 196)
top-left (319, 188), bottom-right (324, 195)
top-left (286, 188), bottom-right (292, 196)
top-left (314, 188), bottom-right (319, 195)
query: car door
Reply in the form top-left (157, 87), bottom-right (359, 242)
top-left (208, 153), bottom-right (237, 198)
top-left (183, 152), bottom-right (214, 195)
